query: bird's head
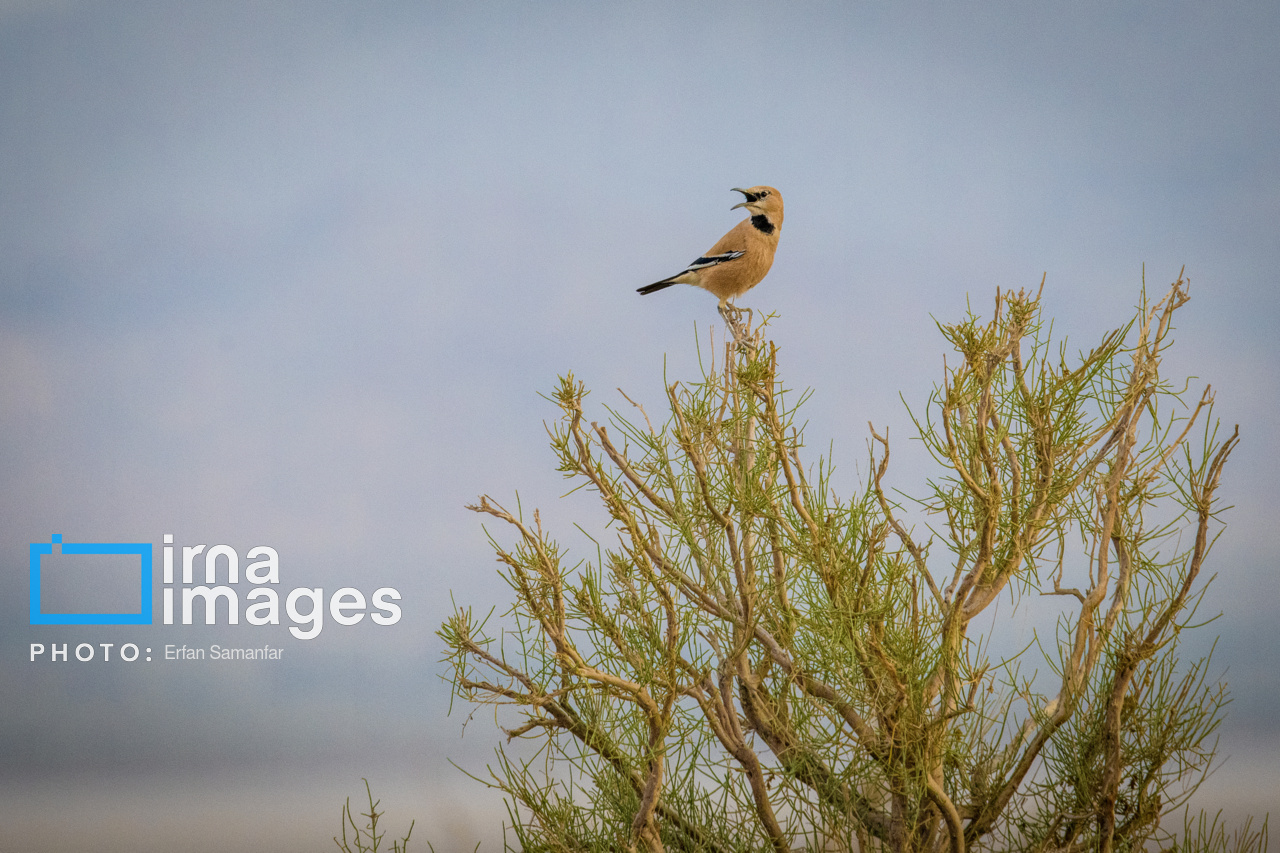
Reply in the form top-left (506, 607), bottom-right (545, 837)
top-left (731, 186), bottom-right (784, 225)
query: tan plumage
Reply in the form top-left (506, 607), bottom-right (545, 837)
top-left (637, 186), bottom-right (784, 307)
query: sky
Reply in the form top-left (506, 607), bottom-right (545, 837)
top-left (1, 2), bottom-right (1277, 850)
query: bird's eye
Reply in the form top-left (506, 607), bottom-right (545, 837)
top-left (759, 190), bottom-right (770, 197)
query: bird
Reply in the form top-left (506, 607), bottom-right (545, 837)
top-left (637, 186), bottom-right (784, 310)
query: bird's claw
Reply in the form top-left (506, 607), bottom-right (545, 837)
top-left (718, 302), bottom-right (756, 348)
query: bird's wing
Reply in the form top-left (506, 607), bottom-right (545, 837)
top-left (683, 250), bottom-right (745, 272)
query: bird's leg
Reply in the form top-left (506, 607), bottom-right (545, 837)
top-left (717, 300), bottom-right (736, 336)
top-left (718, 301), bottom-right (754, 348)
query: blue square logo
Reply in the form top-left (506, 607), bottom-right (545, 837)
top-left (30, 535), bottom-right (153, 625)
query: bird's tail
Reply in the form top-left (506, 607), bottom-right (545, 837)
top-left (637, 279), bottom-right (679, 295)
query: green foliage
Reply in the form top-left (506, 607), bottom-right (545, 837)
top-left (334, 779), bottom-right (414, 853)
top-left (440, 279), bottom-right (1264, 852)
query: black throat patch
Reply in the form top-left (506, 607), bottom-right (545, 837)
top-left (751, 214), bottom-right (775, 235)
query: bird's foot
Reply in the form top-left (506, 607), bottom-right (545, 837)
top-left (718, 302), bottom-right (756, 349)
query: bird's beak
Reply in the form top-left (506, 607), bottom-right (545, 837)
top-left (730, 188), bottom-right (751, 210)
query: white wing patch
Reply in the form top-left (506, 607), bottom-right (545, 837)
top-left (684, 251), bottom-right (745, 272)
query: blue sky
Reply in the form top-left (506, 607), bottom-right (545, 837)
top-left (2, 3), bottom-right (1277, 850)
